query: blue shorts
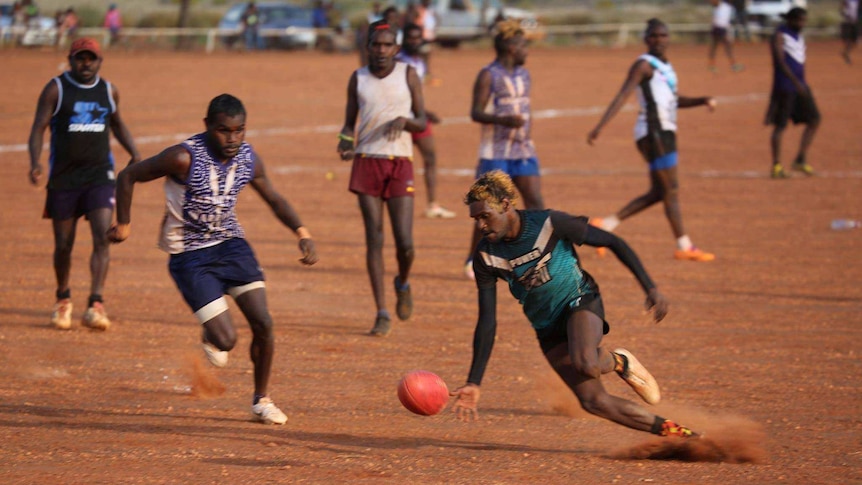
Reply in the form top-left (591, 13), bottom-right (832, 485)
top-left (168, 238), bottom-right (265, 323)
top-left (476, 157), bottom-right (540, 178)
top-left (649, 152), bottom-right (679, 171)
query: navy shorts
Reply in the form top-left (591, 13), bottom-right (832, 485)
top-left (476, 157), bottom-right (540, 178)
top-left (43, 183), bottom-right (115, 220)
top-left (765, 89), bottom-right (821, 128)
top-left (168, 238), bottom-right (265, 323)
top-left (536, 292), bottom-right (610, 355)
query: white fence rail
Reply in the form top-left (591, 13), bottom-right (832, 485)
top-left (0, 23), bottom-right (840, 52)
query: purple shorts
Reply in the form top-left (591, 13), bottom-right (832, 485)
top-left (43, 183), bottom-right (115, 220)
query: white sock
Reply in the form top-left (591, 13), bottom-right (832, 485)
top-left (676, 235), bottom-right (693, 251)
top-left (603, 215), bottom-right (620, 232)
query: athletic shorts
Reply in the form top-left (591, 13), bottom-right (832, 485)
top-left (711, 26), bottom-right (729, 41)
top-left (636, 130), bottom-right (678, 171)
top-left (411, 122), bottom-right (433, 142)
top-left (43, 183), bottom-right (115, 220)
top-left (841, 22), bottom-right (858, 42)
top-left (535, 292), bottom-right (610, 355)
top-left (476, 157), bottom-right (541, 178)
top-left (168, 238), bottom-right (265, 321)
top-left (349, 155), bottom-right (415, 200)
top-left (764, 89), bottom-right (821, 128)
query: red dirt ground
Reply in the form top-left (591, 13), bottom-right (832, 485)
top-left (0, 39), bottom-right (859, 484)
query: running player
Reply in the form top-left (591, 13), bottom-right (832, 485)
top-left (396, 22), bottom-right (456, 219)
top-left (28, 37), bottom-right (140, 331)
top-left (840, 0), bottom-right (859, 64)
top-left (337, 20), bottom-right (427, 337)
top-left (108, 94), bottom-right (318, 425)
top-left (765, 7), bottom-right (820, 178)
top-left (708, 0), bottom-right (744, 72)
top-left (587, 18), bottom-right (716, 262)
top-left (463, 19), bottom-right (545, 279)
top-left (450, 170), bottom-right (699, 441)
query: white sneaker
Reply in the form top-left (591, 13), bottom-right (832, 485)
top-left (614, 348), bottom-right (661, 405)
top-left (202, 342), bottom-right (229, 368)
top-left (425, 204), bottom-right (456, 219)
top-left (252, 397), bottom-right (287, 425)
top-left (81, 302), bottom-right (110, 331)
top-left (51, 299), bottom-right (72, 330)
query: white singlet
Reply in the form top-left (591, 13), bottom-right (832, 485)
top-left (354, 62), bottom-right (414, 158)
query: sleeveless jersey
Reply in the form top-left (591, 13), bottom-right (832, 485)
top-left (477, 61), bottom-right (537, 160)
top-left (48, 72), bottom-right (116, 190)
top-left (474, 210), bottom-right (596, 330)
top-left (354, 62), bottom-right (413, 158)
top-left (634, 54), bottom-right (678, 141)
top-left (159, 133), bottom-right (255, 254)
top-left (773, 25), bottom-right (806, 93)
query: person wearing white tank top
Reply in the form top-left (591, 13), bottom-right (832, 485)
top-left (337, 20), bottom-right (428, 337)
top-left (587, 19), bottom-right (718, 263)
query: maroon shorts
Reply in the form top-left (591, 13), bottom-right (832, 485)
top-left (411, 122), bottom-right (433, 142)
top-left (349, 155), bottom-right (415, 200)
top-left (43, 183), bottom-right (115, 220)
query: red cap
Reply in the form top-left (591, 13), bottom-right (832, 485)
top-left (69, 37), bottom-right (102, 58)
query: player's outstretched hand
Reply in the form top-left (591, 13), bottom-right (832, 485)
top-left (645, 288), bottom-right (669, 323)
top-left (107, 223), bottom-right (130, 243)
top-left (450, 384), bottom-right (480, 422)
top-left (298, 238), bottom-right (318, 265)
top-left (706, 97), bottom-right (717, 112)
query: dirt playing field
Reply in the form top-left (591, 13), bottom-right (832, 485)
top-left (0, 38), bottom-right (859, 484)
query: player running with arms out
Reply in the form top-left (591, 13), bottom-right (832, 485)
top-left (588, 19), bottom-right (716, 263)
top-left (28, 37), bottom-right (140, 331)
top-left (108, 94), bottom-right (318, 425)
top-left (337, 19), bottom-right (427, 337)
top-left (450, 170), bottom-right (699, 440)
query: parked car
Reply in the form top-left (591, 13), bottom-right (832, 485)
top-left (219, 1), bottom-right (316, 49)
top-left (747, 0), bottom-right (807, 27)
top-left (394, 0), bottom-right (538, 48)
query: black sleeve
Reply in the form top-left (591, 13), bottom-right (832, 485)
top-left (549, 211), bottom-right (589, 245)
top-left (467, 286), bottom-right (497, 386)
top-left (583, 225), bottom-right (656, 294)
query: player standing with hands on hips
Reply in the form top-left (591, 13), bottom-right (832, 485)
top-left (337, 19), bottom-right (428, 337)
top-left (108, 94), bottom-right (318, 425)
top-left (587, 18), bottom-right (717, 263)
top-left (28, 37), bottom-right (140, 331)
top-left (450, 171), bottom-right (700, 440)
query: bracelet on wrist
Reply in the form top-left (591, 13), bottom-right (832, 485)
top-left (337, 133), bottom-right (354, 142)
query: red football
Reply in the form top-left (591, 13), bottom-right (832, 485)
top-left (397, 370), bottom-right (450, 416)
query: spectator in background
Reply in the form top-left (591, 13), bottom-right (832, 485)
top-left (708, 0), bottom-right (743, 72)
top-left (58, 7), bottom-right (79, 48)
top-left (840, 0), bottom-right (859, 64)
top-left (312, 0), bottom-right (328, 29)
top-left (411, 0), bottom-right (440, 86)
top-left (730, 0), bottom-right (751, 42)
top-left (103, 3), bottom-right (121, 47)
top-left (241, 1), bottom-right (260, 50)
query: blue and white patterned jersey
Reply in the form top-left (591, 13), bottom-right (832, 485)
top-left (477, 61), bottom-right (537, 161)
top-left (159, 133), bottom-right (256, 254)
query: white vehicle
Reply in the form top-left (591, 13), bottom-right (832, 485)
top-left (395, 0), bottom-right (537, 47)
top-left (747, 0), bottom-right (807, 27)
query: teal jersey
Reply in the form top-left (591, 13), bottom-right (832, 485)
top-left (474, 210), bottom-right (597, 330)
